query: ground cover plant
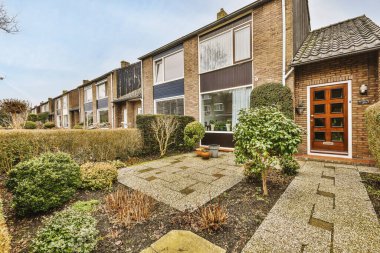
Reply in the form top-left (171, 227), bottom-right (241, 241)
top-left (6, 152), bottom-right (81, 216)
top-left (234, 107), bottom-right (302, 195)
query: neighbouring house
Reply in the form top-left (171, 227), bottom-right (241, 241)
top-left (112, 61), bottom-right (142, 128)
top-left (39, 99), bottom-right (55, 122)
top-left (54, 94), bottom-right (63, 128)
top-left (30, 105), bottom-right (40, 115)
top-left (68, 88), bottom-right (80, 127)
top-left (139, 0), bottom-right (309, 149)
top-left (54, 89), bottom-right (80, 128)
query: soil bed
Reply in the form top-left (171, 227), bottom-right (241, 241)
top-left (1, 168), bottom-right (293, 253)
top-left (361, 172), bottom-right (380, 219)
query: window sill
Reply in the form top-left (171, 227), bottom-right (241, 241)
top-left (205, 131), bottom-right (233, 134)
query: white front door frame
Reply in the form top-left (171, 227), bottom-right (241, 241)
top-left (307, 80), bottom-right (353, 158)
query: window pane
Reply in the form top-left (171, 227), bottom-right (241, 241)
top-left (156, 98), bottom-right (184, 116)
top-left (85, 112), bottom-right (93, 127)
top-left (314, 132), bottom-right (325, 141)
top-left (155, 60), bottom-right (163, 83)
top-left (85, 87), bottom-right (92, 102)
top-left (332, 132), bottom-right (344, 142)
top-left (234, 26), bottom-right (251, 62)
top-left (314, 90), bottom-right (325, 100)
top-left (314, 104), bottom-right (325, 114)
top-left (331, 88), bottom-right (343, 99)
top-left (314, 118), bottom-right (325, 127)
top-left (99, 110), bottom-right (108, 123)
top-left (200, 31), bottom-right (233, 73)
top-left (331, 103), bottom-right (343, 113)
top-left (97, 83), bottom-right (106, 99)
top-left (63, 96), bottom-right (68, 109)
top-left (331, 118), bottom-right (344, 127)
top-left (164, 51), bottom-right (184, 81)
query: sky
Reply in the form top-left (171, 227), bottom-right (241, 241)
top-left (1, 0), bottom-right (379, 106)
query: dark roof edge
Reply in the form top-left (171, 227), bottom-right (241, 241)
top-left (138, 0), bottom-right (271, 60)
top-left (291, 46), bottom-right (380, 67)
top-left (312, 15), bottom-right (367, 33)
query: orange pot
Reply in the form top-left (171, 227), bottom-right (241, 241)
top-left (200, 151), bottom-right (211, 159)
top-left (195, 148), bottom-right (203, 157)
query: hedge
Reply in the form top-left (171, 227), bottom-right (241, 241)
top-left (0, 129), bottom-right (143, 173)
top-left (365, 101), bottom-right (380, 166)
top-left (136, 114), bottom-right (195, 155)
top-left (251, 83), bottom-right (294, 119)
top-left (0, 199), bottom-right (11, 253)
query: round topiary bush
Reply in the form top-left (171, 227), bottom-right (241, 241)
top-left (6, 152), bottom-right (81, 216)
top-left (27, 113), bottom-right (38, 122)
top-left (44, 122), bottom-right (55, 129)
top-left (80, 162), bottom-right (118, 190)
top-left (24, 121), bottom-right (37, 129)
top-left (184, 121), bottom-right (206, 149)
top-left (250, 83), bottom-right (294, 119)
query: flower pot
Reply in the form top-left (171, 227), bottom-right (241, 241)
top-left (195, 148), bottom-right (203, 157)
top-left (200, 151), bottom-right (211, 159)
top-left (226, 124), bottom-right (231, 132)
top-left (209, 144), bottom-right (220, 158)
top-left (210, 124), bottom-right (215, 131)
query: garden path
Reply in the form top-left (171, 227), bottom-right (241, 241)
top-left (242, 161), bottom-right (380, 252)
top-left (118, 152), bottom-right (244, 211)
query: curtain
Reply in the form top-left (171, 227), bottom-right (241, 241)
top-left (164, 51), bottom-right (184, 81)
top-left (234, 26), bottom-right (251, 62)
top-left (232, 87), bottom-right (252, 127)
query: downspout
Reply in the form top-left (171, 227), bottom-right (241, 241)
top-left (140, 60), bottom-right (144, 114)
top-left (282, 0), bottom-right (286, 86)
top-left (110, 72), bottom-right (114, 128)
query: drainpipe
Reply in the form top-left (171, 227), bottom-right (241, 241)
top-left (282, 0), bottom-right (286, 86)
top-left (110, 72), bottom-right (114, 128)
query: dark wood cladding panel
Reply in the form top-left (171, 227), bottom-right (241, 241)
top-left (293, 0), bottom-right (311, 53)
top-left (200, 61), bottom-right (252, 93)
top-left (69, 89), bottom-right (79, 109)
top-left (117, 62), bottom-right (141, 98)
top-left (201, 133), bottom-right (234, 148)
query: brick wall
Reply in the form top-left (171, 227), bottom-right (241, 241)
top-left (142, 57), bottom-right (154, 114)
top-left (295, 52), bottom-right (379, 159)
top-left (378, 50), bottom-right (380, 99)
top-left (184, 36), bottom-right (199, 120)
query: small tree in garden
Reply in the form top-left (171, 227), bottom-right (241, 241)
top-left (184, 121), bottom-right (206, 149)
top-left (234, 107), bottom-right (302, 196)
top-left (151, 115), bottom-right (179, 157)
top-left (0, 99), bottom-right (30, 129)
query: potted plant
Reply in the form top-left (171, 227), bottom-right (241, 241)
top-left (209, 120), bottom-right (215, 131)
top-left (184, 122), bottom-right (206, 156)
top-left (226, 120), bottom-right (232, 132)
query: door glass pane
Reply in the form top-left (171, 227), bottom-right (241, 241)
top-left (314, 132), bottom-right (326, 141)
top-left (314, 90), bottom-right (325, 100)
top-left (331, 118), bottom-right (344, 127)
top-left (314, 118), bottom-right (325, 127)
top-left (331, 103), bottom-right (343, 113)
top-left (332, 132), bottom-right (344, 142)
top-left (314, 104), bottom-right (325, 114)
top-left (331, 88), bottom-right (343, 99)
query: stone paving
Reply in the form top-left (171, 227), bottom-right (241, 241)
top-left (118, 152), bottom-right (244, 211)
top-left (242, 161), bottom-right (380, 253)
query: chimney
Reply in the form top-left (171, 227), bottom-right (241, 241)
top-left (62, 90), bottom-right (68, 94)
top-left (121, 60), bottom-right (130, 68)
top-left (217, 8), bottom-right (227, 20)
top-left (83, 80), bottom-right (89, 85)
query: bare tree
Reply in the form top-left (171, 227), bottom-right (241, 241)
top-left (0, 3), bottom-right (18, 33)
top-left (151, 116), bottom-right (178, 157)
top-left (0, 99), bottom-right (30, 129)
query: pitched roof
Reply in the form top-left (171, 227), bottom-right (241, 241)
top-left (292, 15), bottom-right (380, 66)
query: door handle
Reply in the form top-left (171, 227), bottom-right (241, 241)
top-left (311, 115), bottom-right (314, 118)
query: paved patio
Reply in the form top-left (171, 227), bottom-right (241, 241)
top-left (242, 161), bottom-right (380, 252)
top-left (118, 152), bottom-right (244, 211)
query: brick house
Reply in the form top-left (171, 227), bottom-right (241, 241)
top-left (54, 89), bottom-right (80, 128)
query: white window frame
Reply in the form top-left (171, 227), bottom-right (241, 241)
top-left (199, 22), bottom-right (252, 74)
top-left (85, 111), bottom-right (93, 127)
top-left (153, 49), bottom-right (184, 85)
top-left (84, 85), bottom-right (93, 103)
top-left (96, 81), bottom-right (107, 100)
top-left (154, 95), bottom-right (185, 115)
top-left (63, 115), bottom-right (69, 128)
top-left (97, 108), bottom-right (109, 124)
top-left (234, 25), bottom-right (252, 63)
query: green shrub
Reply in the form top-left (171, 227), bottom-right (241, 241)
top-left (234, 107), bottom-right (302, 195)
top-left (27, 113), bottom-right (38, 122)
top-left (44, 122), bottom-right (55, 129)
top-left (80, 162), bottom-right (118, 190)
top-left (366, 102), bottom-right (380, 167)
top-left (30, 202), bottom-right (99, 253)
top-left (280, 156), bottom-right (300, 176)
top-left (251, 83), bottom-right (294, 119)
top-left (137, 114), bottom-right (195, 154)
top-left (73, 124), bottom-right (83, 129)
top-left (24, 121), bottom-right (37, 129)
top-left (109, 160), bottom-right (126, 169)
top-left (6, 152), bottom-right (81, 216)
top-left (37, 112), bottom-right (49, 123)
top-left (0, 129), bottom-right (142, 173)
top-left (0, 199), bottom-right (11, 253)
top-left (184, 121), bottom-right (205, 149)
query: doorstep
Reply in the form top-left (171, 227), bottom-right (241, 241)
top-left (296, 154), bottom-right (376, 166)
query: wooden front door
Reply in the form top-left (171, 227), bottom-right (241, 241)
top-left (310, 84), bottom-right (349, 155)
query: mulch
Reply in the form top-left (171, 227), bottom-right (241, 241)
top-left (361, 172), bottom-right (380, 220)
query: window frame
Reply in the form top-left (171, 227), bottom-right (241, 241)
top-left (199, 22), bottom-right (252, 74)
top-left (233, 24), bottom-right (252, 64)
top-left (153, 49), bottom-right (184, 85)
top-left (154, 95), bottom-right (185, 115)
top-left (96, 81), bottom-right (107, 100)
top-left (84, 85), bottom-right (93, 103)
top-left (97, 108), bottom-right (109, 124)
top-left (85, 111), bottom-right (93, 128)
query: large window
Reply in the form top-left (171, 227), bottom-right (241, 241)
top-left (201, 86), bottom-right (252, 132)
top-left (155, 97), bottom-right (184, 115)
top-left (97, 109), bottom-right (109, 124)
top-left (56, 99), bottom-right (61, 110)
top-left (200, 25), bottom-right (251, 73)
top-left (85, 111), bottom-right (93, 127)
top-left (63, 115), bottom-right (68, 128)
top-left (62, 96), bottom-right (68, 110)
top-left (154, 50), bottom-right (184, 84)
top-left (56, 115), bottom-right (62, 128)
top-left (84, 86), bottom-right (92, 103)
top-left (97, 82), bottom-right (107, 99)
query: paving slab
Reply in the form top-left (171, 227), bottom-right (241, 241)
top-left (118, 152), bottom-right (243, 212)
top-left (242, 161), bottom-right (380, 253)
